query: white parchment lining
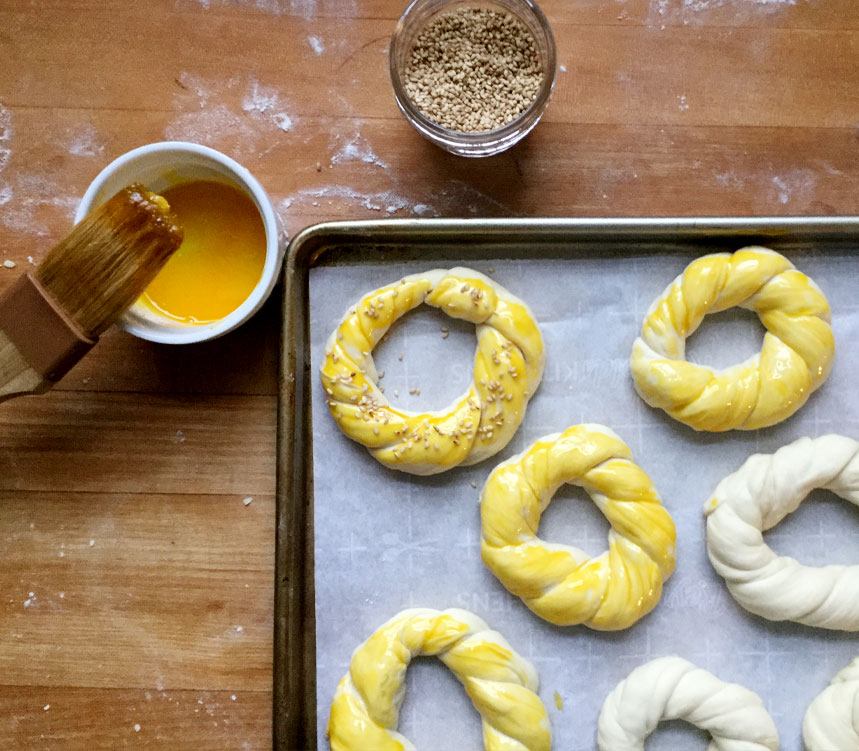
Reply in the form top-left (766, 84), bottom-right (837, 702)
top-left (309, 249), bottom-right (859, 750)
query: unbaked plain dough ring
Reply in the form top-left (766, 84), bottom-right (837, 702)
top-left (630, 247), bottom-right (834, 431)
top-left (705, 434), bottom-right (859, 631)
top-left (597, 656), bottom-right (778, 751)
top-left (321, 268), bottom-right (545, 475)
top-left (480, 424), bottom-right (676, 630)
top-left (803, 657), bottom-right (859, 750)
top-left (327, 607), bottom-right (551, 751)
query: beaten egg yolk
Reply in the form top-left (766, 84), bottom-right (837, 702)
top-left (141, 180), bottom-right (266, 325)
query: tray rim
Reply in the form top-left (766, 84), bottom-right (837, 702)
top-left (274, 216), bottom-right (859, 751)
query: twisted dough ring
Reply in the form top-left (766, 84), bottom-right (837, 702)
top-left (803, 657), bottom-right (859, 750)
top-left (597, 656), bottom-right (778, 751)
top-left (705, 434), bottom-right (859, 631)
top-left (480, 424), bottom-right (676, 629)
top-left (321, 268), bottom-right (544, 475)
top-left (630, 247), bottom-right (834, 431)
top-left (327, 608), bottom-right (551, 751)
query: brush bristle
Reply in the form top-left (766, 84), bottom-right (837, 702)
top-left (34, 183), bottom-right (183, 339)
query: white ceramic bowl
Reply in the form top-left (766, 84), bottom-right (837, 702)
top-left (74, 142), bottom-right (287, 344)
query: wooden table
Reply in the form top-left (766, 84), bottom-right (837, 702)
top-left (1, 0), bottom-right (857, 747)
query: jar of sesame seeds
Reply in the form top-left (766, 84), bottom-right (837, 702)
top-left (389, 0), bottom-right (556, 157)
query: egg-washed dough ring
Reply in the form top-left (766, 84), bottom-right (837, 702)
top-left (327, 607), bottom-right (551, 751)
top-left (803, 657), bottom-right (859, 750)
top-left (480, 424), bottom-right (676, 629)
top-left (705, 434), bottom-right (859, 631)
top-left (597, 656), bottom-right (779, 751)
top-left (321, 268), bottom-right (545, 475)
top-left (630, 246), bottom-right (834, 431)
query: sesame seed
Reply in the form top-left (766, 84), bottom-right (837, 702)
top-left (402, 7), bottom-right (543, 132)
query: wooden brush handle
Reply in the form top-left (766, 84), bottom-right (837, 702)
top-left (0, 330), bottom-right (53, 402)
top-left (0, 273), bottom-right (95, 403)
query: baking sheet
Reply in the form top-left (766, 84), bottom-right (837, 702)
top-left (309, 247), bottom-right (859, 750)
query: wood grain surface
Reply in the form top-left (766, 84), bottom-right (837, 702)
top-left (1, 0), bottom-right (857, 748)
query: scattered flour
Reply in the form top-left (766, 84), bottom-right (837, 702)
top-left (772, 175), bottom-right (790, 203)
top-left (66, 123), bottom-right (104, 158)
top-left (684, 0), bottom-right (802, 9)
top-left (766, 169), bottom-right (818, 206)
top-left (0, 104), bottom-right (11, 210)
top-left (308, 36), bottom-right (324, 55)
top-left (165, 103), bottom-right (258, 150)
top-left (241, 80), bottom-right (295, 132)
top-left (714, 171), bottom-right (745, 189)
top-left (279, 186), bottom-right (415, 214)
top-left (188, 0), bottom-right (320, 19)
top-left (677, 94), bottom-right (690, 111)
top-left (714, 167), bottom-right (818, 208)
top-left (648, 0), bottom-right (806, 24)
top-left (165, 73), bottom-right (296, 155)
top-left (0, 105), bottom-right (11, 146)
top-left (1, 175), bottom-right (79, 237)
top-left (330, 133), bottom-right (388, 169)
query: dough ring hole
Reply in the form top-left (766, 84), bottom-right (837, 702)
top-left (398, 658), bottom-right (483, 748)
top-left (644, 720), bottom-right (711, 751)
top-left (684, 307), bottom-right (765, 370)
top-left (539, 483), bottom-right (612, 559)
top-left (372, 304), bottom-right (474, 409)
top-left (763, 487), bottom-right (859, 567)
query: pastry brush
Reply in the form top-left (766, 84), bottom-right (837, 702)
top-left (0, 183), bottom-right (183, 403)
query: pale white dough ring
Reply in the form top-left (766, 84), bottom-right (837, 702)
top-left (597, 656), bottom-right (778, 751)
top-left (803, 657), bottom-right (859, 750)
top-left (705, 434), bottom-right (859, 631)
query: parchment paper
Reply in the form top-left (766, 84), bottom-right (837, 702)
top-left (310, 249), bottom-right (859, 750)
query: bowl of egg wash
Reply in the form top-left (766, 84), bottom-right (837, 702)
top-left (75, 142), bottom-right (286, 344)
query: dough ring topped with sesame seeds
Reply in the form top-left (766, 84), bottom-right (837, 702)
top-left (480, 424), bottom-right (676, 630)
top-left (321, 268), bottom-right (544, 475)
top-left (630, 246), bottom-right (834, 431)
top-left (803, 656), bottom-right (859, 750)
top-left (705, 434), bottom-right (859, 631)
top-left (597, 656), bottom-right (779, 751)
top-left (327, 607), bottom-right (552, 751)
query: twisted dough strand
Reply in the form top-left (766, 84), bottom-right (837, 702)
top-left (705, 434), bottom-right (859, 630)
top-left (630, 247), bottom-right (834, 431)
top-left (321, 268), bottom-right (544, 475)
top-left (327, 608), bottom-right (551, 751)
top-left (480, 424), bottom-right (676, 629)
top-left (598, 656), bottom-right (778, 751)
top-left (803, 657), bottom-right (859, 750)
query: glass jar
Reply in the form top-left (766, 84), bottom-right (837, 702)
top-left (389, 0), bottom-right (557, 158)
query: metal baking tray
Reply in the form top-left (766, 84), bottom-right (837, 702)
top-left (275, 217), bottom-right (859, 751)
